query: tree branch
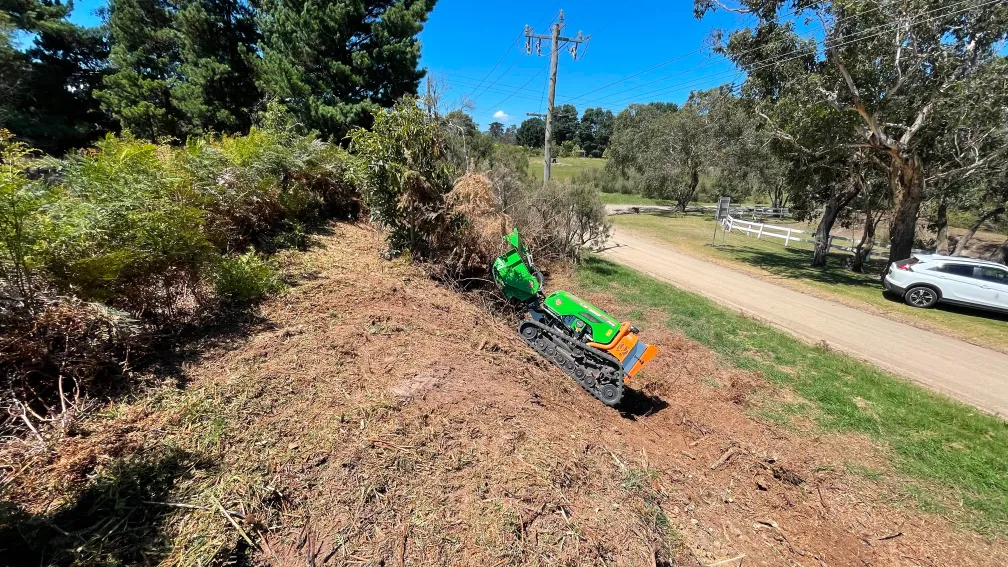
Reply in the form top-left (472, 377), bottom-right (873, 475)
top-left (899, 99), bottom-right (934, 146)
top-left (831, 52), bottom-right (900, 150)
top-left (925, 145), bottom-right (1008, 183)
top-left (755, 109), bottom-right (815, 155)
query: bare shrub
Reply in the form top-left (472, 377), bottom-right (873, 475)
top-left (491, 176), bottom-right (610, 263)
top-left (445, 173), bottom-right (510, 277)
top-left (1, 295), bottom-right (145, 436)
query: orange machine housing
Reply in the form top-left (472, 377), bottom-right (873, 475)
top-left (587, 323), bottom-right (659, 380)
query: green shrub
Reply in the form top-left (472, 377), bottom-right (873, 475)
top-left (0, 129), bottom-right (55, 305)
top-left (574, 167), bottom-right (642, 195)
top-left (183, 117), bottom-right (360, 251)
top-left (349, 98), bottom-right (456, 258)
top-left (214, 250), bottom-right (283, 303)
top-left (559, 140), bottom-right (581, 157)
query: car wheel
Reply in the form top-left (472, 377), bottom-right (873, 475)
top-left (904, 285), bottom-right (939, 309)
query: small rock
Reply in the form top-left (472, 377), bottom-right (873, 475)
top-left (288, 442), bottom-right (299, 450)
top-left (690, 518), bottom-right (699, 525)
top-left (756, 476), bottom-right (770, 491)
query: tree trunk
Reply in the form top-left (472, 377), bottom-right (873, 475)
top-left (952, 205), bottom-right (1005, 256)
top-left (852, 211), bottom-right (880, 273)
top-left (886, 155), bottom-right (926, 265)
top-left (989, 238), bottom-right (1008, 264)
top-left (770, 184), bottom-right (787, 210)
top-left (677, 168), bottom-right (699, 213)
top-left (812, 196), bottom-right (843, 267)
top-left (934, 200), bottom-right (949, 256)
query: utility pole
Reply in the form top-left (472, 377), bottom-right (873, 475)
top-left (524, 10), bottom-right (588, 185)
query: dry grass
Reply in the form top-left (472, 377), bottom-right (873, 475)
top-left (2, 222), bottom-right (1006, 567)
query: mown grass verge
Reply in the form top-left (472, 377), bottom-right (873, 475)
top-left (577, 255), bottom-right (1008, 534)
top-left (526, 155), bottom-right (607, 181)
top-left (610, 213), bottom-right (1008, 353)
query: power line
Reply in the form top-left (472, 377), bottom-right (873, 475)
top-left (486, 62), bottom-right (550, 109)
top-left (565, 0), bottom-right (601, 26)
top-left (538, 64), bottom-right (550, 112)
top-left (561, 0), bottom-right (920, 105)
top-left (463, 6), bottom-right (567, 103)
top-left (470, 55), bottom-right (524, 101)
top-left (464, 32), bottom-right (523, 101)
top-left (563, 48), bottom-right (706, 104)
top-left (572, 0), bottom-right (991, 108)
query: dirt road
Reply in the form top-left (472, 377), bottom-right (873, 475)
top-left (602, 227), bottom-right (1008, 417)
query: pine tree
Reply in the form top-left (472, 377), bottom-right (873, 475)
top-left (1, 0), bottom-right (111, 152)
top-left (172, 0), bottom-right (260, 134)
top-left (256, 0), bottom-right (436, 140)
top-left (96, 0), bottom-right (182, 141)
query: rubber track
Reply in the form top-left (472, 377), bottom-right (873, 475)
top-left (518, 320), bottom-right (625, 407)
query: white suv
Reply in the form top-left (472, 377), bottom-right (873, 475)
top-left (884, 255), bottom-right (1008, 313)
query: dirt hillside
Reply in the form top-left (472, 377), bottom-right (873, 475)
top-left (3, 222), bottom-right (1005, 567)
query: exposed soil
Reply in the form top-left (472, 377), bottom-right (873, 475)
top-left (3, 222), bottom-right (1006, 566)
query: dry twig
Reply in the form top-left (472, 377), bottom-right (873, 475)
top-left (707, 553), bottom-right (745, 566)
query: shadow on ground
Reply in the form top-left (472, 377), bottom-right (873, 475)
top-left (882, 290), bottom-right (1008, 323)
top-left (0, 446), bottom-right (208, 566)
top-left (729, 247), bottom-right (885, 288)
top-left (619, 388), bottom-right (670, 420)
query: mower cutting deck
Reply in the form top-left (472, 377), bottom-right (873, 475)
top-left (491, 229), bottom-right (659, 406)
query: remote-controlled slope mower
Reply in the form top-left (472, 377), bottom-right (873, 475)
top-left (490, 229), bottom-right (659, 406)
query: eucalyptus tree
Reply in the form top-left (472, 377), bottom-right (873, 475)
top-left (516, 117), bottom-right (545, 148)
top-left (697, 0), bottom-right (1008, 264)
top-left (607, 89), bottom-right (758, 212)
top-left (576, 107), bottom-right (614, 158)
top-left (488, 121), bottom-right (504, 139)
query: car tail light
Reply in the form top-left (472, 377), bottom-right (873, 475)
top-left (894, 257), bottom-right (920, 272)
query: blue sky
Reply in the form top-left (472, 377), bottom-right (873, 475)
top-left (65, 0), bottom-right (746, 130)
top-left (419, 1), bottom-right (745, 128)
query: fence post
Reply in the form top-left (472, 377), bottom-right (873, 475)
top-left (757, 223), bottom-right (764, 239)
top-left (785, 228), bottom-right (791, 247)
top-left (827, 235), bottom-right (834, 252)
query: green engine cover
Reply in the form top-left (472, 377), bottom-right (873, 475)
top-left (543, 290), bottom-right (622, 344)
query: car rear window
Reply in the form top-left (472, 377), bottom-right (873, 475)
top-left (976, 267), bottom-right (1008, 283)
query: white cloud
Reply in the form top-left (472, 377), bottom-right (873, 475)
top-left (492, 110), bottom-right (510, 122)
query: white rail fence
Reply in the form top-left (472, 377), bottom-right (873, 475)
top-left (720, 214), bottom-right (888, 259)
top-left (608, 204), bottom-right (791, 219)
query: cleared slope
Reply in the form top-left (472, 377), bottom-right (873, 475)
top-left (3, 222), bottom-right (1005, 567)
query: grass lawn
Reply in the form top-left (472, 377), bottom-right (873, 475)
top-left (610, 212), bottom-right (1008, 353)
top-left (577, 256), bottom-right (1008, 534)
top-left (526, 155), bottom-right (606, 182)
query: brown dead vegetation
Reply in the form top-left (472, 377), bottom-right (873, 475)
top-left (2, 222), bottom-right (1005, 567)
